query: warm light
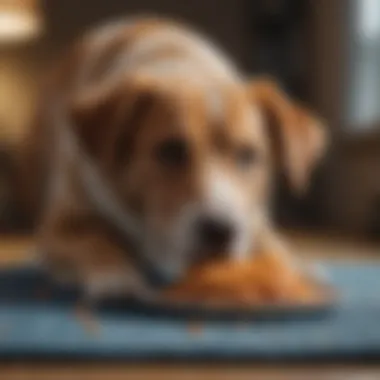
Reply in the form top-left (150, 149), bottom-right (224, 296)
top-left (0, 0), bottom-right (43, 44)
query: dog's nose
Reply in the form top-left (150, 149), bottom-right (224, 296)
top-left (197, 217), bottom-right (234, 252)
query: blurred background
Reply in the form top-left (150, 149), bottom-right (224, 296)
top-left (0, 0), bottom-right (380, 241)
top-left (1, 1), bottom-right (380, 377)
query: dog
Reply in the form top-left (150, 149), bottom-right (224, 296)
top-left (19, 16), bottom-right (327, 300)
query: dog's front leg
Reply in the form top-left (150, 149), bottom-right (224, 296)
top-left (36, 219), bottom-right (153, 302)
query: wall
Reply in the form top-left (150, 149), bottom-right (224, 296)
top-left (43, 0), bottom-right (250, 66)
top-left (309, 0), bottom-right (380, 235)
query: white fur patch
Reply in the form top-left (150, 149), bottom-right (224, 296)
top-left (123, 28), bottom-right (238, 80)
top-left (204, 165), bottom-right (244, 215)
top-left (202, 165), bottom-right (253, 260)
top-left (137, 58), bottom-right (205, 79)
top-left (89, 21), bottom-right (128, 52)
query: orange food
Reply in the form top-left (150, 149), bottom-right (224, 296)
top-left (164, 252), bottom-right (328, 307)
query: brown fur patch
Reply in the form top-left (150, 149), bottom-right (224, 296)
top-left (248, 78), bottom-right (327, 193)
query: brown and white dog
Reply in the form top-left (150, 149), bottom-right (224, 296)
top-left (19, 17), bottom-right (327, 299)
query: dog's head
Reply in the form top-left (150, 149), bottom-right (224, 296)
top-left (71, 74), bottom-right (326, 282)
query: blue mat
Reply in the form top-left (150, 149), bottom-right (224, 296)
top-left (0, 262), bottom-right (379, 360)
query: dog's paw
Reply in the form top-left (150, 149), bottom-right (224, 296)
top-left (29, 247), bottom-right (81, 286)
top-left (82, 269), bottom-right (155, 302)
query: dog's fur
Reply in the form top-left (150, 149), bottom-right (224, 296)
top-left (19, 17), bottom-right (326, 299)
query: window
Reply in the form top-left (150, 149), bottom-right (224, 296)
top-left (347, 0), bottom-right (380, 130)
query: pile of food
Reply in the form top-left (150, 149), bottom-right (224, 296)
top-left (164, 252), bottom-right (330, 307)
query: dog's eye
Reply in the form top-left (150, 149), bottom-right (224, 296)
top-left (155, 138), bottom-right (189, 167)
top-left (235, 145), bottom-right (260, 169)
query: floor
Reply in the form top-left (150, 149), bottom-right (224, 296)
top-left (0, 233), bottom-right (379, 379)
top-left (2, 363), bottom-right (380, 380)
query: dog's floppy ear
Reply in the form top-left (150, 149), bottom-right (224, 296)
top-left (248, 78), bottom-right (327, 194)
top-left (70, 77), bottom-right (155, 166)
